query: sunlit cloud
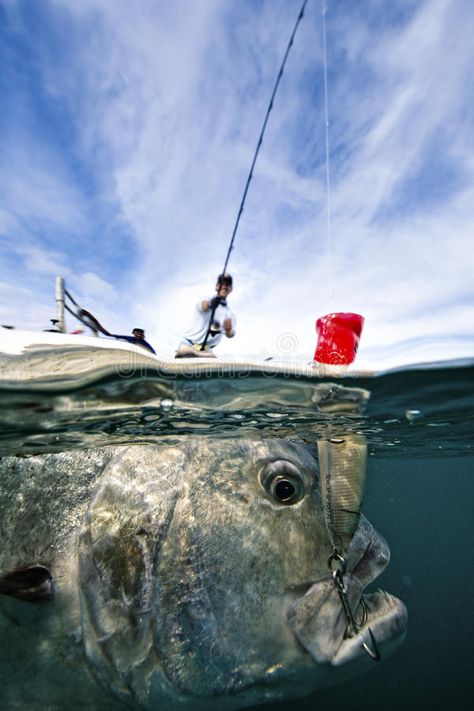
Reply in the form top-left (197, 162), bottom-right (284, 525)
top-left (0, 0), bottom-right (472, 366)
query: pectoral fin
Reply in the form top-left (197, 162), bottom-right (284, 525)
top-left (0, 565), bottom-right (54, 602)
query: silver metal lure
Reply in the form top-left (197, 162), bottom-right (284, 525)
top-left (318, 433), bottom-right (380, 661)
top-left (317, 434), bottom-right (367, 552)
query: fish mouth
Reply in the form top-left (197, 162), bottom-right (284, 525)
top-left (288, 517), bottom-right (407, 668)
top-left (330, 588), bottom-right (407, 666)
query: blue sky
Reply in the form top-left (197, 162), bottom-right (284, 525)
top-left (0, 0), bottom-right (473, 365)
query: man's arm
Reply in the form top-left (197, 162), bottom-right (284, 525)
top-left (143, 341), bottom-right (156, 354)
top-left (223, 318), bottom-right (235, 338)
top-left (200, 296), bottom-right (223, 313)
top-left (111, 334), bottom-right (133, 342)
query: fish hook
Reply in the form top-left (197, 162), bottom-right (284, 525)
top-left (361, 627), bottom-right (381, 661)
top-left (328, 550), bottom-right (381, 662)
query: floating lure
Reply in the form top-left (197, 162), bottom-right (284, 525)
top-left (317, 434), bottom-right (367, 552)
top-left (313, 312), bottom-right (365, 366)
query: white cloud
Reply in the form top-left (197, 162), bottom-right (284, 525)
top-left (0, 142), bottom-right (89, 234)
top-left (0, 0), bottom-right (473, 365)
top-left (73, 272), bottom-right (118, 300)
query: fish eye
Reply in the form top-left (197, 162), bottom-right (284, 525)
top-left (260, 460), bottom-right (305, 505)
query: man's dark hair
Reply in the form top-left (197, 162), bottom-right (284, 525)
top-left (133, 328), bottom-right (145, 336)
top-left (217, 273), bottom-right (233, 286)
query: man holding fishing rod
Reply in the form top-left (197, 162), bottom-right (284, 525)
top-left (175, 273), bottom-right (236, 358)
top-left (174, 0), bottom-right (308, 359)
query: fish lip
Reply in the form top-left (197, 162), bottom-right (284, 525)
top-left (336, 526), bottom-right (408, 665)
top-left (349, 517), bottom-right (391, 590)
top-left (287, 519), bottom-right (408, 667)
top-left (331, 590), bottom-right (408, 666)
top-left (287, 517), bottom-right (391, 601)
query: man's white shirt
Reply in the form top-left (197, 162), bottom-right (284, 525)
top-left (181, 298), bottom-right (236, 348)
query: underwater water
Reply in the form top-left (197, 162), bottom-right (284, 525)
top-left (0, 348), bottom-right (472, 710)
top-left (264, 453), bottom-right (474, 711)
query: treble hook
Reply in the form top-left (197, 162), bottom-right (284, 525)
top-left (361, 627), bottom-right (381, 661)
top-left (328, 551), bottom-right (381, 662)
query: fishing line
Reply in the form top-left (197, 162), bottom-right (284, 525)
top-left (320, 16), bottom-right (379, 652)
top-left (201, 0), bottom-right (310, 349)
top-left (321, 1), bottom-right (334, 307)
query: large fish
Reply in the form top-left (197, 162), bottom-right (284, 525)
top-left (0, 440), bottom-right (407, 710)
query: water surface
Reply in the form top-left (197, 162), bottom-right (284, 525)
top-left (0, 348), bottom-right (472, 710)
top-left (0, 349), bottom-right (472, 459)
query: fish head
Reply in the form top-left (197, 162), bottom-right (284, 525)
top-left (78, 440), bottom-right (406, 710)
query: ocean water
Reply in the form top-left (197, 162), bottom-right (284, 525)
top-left (0, 348), bottom-right (473, 710)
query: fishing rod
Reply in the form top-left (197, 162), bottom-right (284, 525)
top-left (200, 0), bottom-right (310, 350)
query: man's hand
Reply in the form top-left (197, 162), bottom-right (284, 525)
top-left (201, 297), bottom-right (221, 312)
top-left (209, 296), bottom-right (224, 309)
top-left (223, 318), bottom-right (234, 337)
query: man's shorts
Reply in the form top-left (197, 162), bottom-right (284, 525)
top-left (175, 342), bottom-right (217, 358)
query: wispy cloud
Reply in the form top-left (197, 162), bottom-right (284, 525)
top-left (0, 0), bottom-right (472, 364)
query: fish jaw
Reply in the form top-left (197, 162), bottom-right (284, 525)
top-left (287, 516), bottom-right (407, 669)
top-left (331, 590), bottom-right (407, 666)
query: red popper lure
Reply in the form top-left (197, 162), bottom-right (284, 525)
top-left (313, 312), bottom-right (364, 365)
